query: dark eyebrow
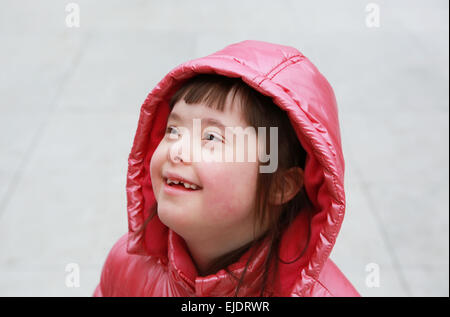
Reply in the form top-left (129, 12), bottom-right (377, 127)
top-left (167, 111), bottom-right (226, 130)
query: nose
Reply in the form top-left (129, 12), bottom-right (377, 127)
top-left (168, 134), bottom-right (191, 164)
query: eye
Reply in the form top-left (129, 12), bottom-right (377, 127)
top-left (166, 126), bottom-right (179, 137)
top-left (203, 132), bottom-right (224, 143)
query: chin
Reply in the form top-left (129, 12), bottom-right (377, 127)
top-left (157, 204), bottom-right (193, 234)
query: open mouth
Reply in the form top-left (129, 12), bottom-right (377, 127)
top-left (163, 177), bottom-right (202, 191)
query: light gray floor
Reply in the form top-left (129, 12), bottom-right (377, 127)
top-left (0, 0), bottom-right (448, 296)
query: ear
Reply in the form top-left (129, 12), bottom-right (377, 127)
top-left (269, 167), bottom-right (304, 206)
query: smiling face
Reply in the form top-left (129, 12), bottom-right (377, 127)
top-left (150, 97), bottom-right (263, 244)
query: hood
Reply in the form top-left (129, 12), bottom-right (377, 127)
top-left (125, 40), bottom-right (346, 296)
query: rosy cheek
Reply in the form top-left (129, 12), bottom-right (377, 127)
top-left (200, 162), bottom-right (257, 222)
top-left (199, 165), bottom-right (230, 206)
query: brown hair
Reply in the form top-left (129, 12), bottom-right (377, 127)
top-left (139, 74), bottom-right (313, 296)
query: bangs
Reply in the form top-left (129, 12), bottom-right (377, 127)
top-left (168, 74), bottom-right (247, 118)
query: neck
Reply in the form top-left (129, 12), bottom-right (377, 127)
top-left (181, 219), bottom-right (270, 276)
top-left (186, 237), bottom-right (255, 276)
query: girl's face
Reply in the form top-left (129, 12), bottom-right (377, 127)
top-left (150, 99), bottom-right (262, 243)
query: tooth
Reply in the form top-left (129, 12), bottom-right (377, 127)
top-left (166, 177), bottom-right (198, 189)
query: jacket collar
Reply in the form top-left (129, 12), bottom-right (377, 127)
top-left (167, 229), bottom-right (274, 296)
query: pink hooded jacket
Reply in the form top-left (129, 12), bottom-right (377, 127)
top-left (93, 40), bottom-right (360, 297)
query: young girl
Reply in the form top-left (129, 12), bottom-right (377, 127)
top-left (93, 40), bottom-right (360, 297)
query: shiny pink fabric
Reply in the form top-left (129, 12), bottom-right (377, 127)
top-left (93, 40), bottom-right (360, 297)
